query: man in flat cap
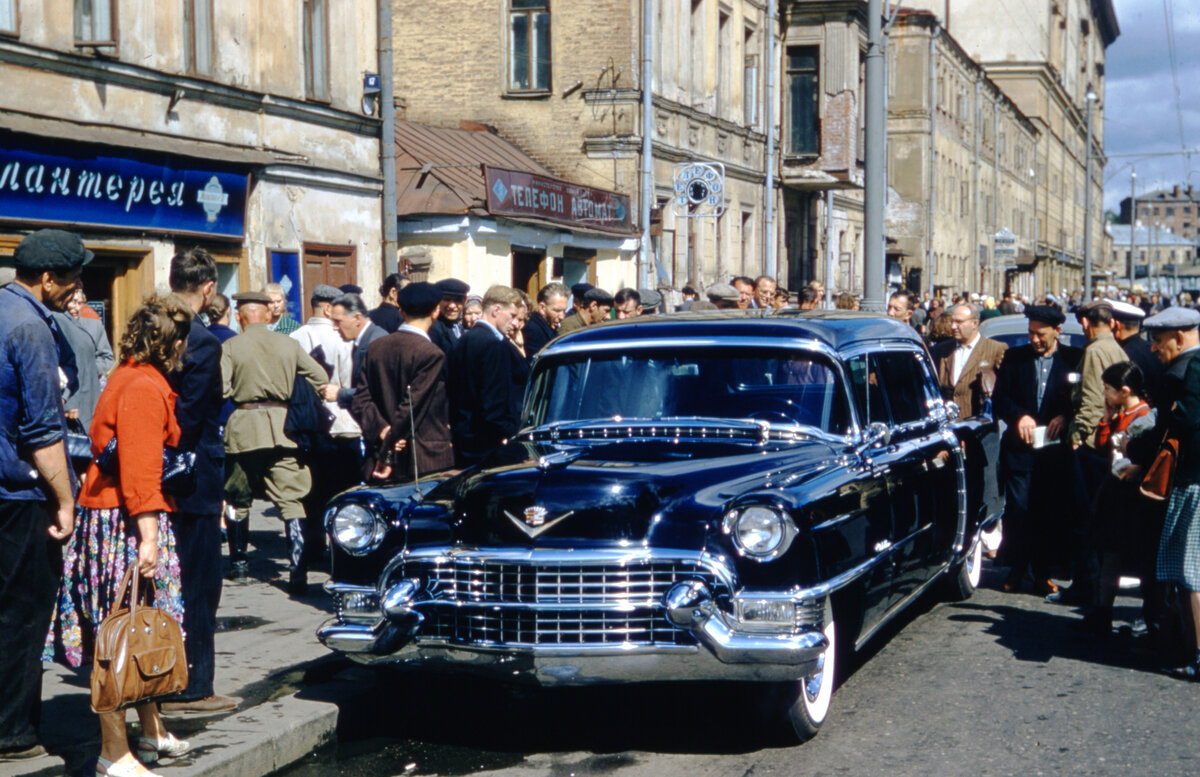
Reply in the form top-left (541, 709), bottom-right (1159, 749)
top-left (429, 278), bottom-right (470, 359)
top-left (291, 284), bottom-right (360, 569)
top-left (992, 305), bottom-right (1082, 595)
top-left (638, 288), bottom-right (663, 314)
top-left (221, 291), bottom-right (329, 595)
top-left (558, 287), bottom-right (613, 334)
top-left (1108, 298), bottom-right (1163, 401)
top-left (522, 281), bottom-right (569, 363)
top-left (0, 229), bottom-right (86, 760)
top-left (706, 282), bottom-right (742, 310)
top-left (1051, 300), bottom-right (1130, 605)
top-left (352, 282), bottom-right (455, 482)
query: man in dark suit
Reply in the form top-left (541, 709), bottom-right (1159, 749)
top-left (1109, 298), bottom-right (1163, 403)
top-left (522, 281), bottom-right (569, 362)
top-left (429, 278), bottom-right (470, 358)
top-left (992, 305), bottom-right (1082, 595)
top-left (932, 303), bottom-right (1008, 417)
top-left (162, 248), bottom-right (238, 712)
top-left (323, 293), bottom-right (387, 411)
top-left (449, 285), bottom-right (524, 466)
top-left (352, 282), bottom-right (455, 482)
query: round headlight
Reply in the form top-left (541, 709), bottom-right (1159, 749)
top-left (723, 506), bottom-right (796, 561)
top-left (329, 503), bottom-right (385, 556)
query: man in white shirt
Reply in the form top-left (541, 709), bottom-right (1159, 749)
top-left (932, 303), bottom-right (1008, 417)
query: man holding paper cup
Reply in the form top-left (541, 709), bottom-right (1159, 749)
top-left (993, 305), bottom-right (1083, 595)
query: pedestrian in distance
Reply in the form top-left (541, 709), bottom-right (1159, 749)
top-left (462, 296), bottom-right (483, 330)
top-left (368, 272), bottom-right (408, 334)
top-left (46, 295), bottom-right (194, 776)
top-left (0, 229), bottom-right (86, 763)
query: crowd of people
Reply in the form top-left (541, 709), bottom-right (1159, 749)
top-left (4, 225), bottom-right (1200, 773)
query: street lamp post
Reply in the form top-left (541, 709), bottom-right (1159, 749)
top-left (1083, 87), bottom-right (1097, 298)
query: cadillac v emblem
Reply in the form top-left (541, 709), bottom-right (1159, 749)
top-left (503, 507), bottom-right (574, 538)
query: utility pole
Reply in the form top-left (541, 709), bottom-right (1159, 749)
top-left (379, 0), bottom-right (398, 275)
top-left (862, 0), bottom-right (885, 312)
top-left (639, 0), bottom-right (653, 288)
top-left (1129, 169), bottom-right (1136, 290)
top-left (764, 0), bottom-right (777, 282)
top-left (1083, 86), bottom-right (1097, 298)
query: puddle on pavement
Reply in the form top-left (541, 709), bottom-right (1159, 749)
top-left (280, 739), bottom-right (526, 777)
top-left (215, 615), bottom-right (271, 632)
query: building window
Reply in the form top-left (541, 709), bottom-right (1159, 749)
top-left (1166, 206), bottom-right (1175, 216)
top-left (183, 0), bottom-right (213, 76)
top-left (787, 47), bottom-right (819, 155)
top-left (0, 0), bottom-right (17, 36)
top-left (716, 10), bottom-right (730, 117)
top-left (75, 0), bottom-right (116, 46)
top-left (743, 25), bottom-right (758, 126)
top-left (304, 0), bottom-right (329, 101)
top-left (509, 0), bottom-right (550, 93)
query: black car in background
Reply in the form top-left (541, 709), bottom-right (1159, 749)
top-left (318, 311), bottom-right (994, 741)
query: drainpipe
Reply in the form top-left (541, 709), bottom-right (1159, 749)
top-left (826, 189), bottom-right (835, 304)
top-left (972, 77), bottom-right (980, 294)
top-left (992, 94), bottom-right (999, 296)
top-left (862, 0), bottom-right (885, 312)
top-left (764, 0), bottom-right (777, 281)
top-left (379, 0), bottom-right (398, 276)
top-left (927, 23), bottom-right (936, 295)
top-left (640, 0), bottom-right (653, 289)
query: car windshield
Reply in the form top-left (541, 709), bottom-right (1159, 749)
top-left (523, 347), bottom-right (851, 435)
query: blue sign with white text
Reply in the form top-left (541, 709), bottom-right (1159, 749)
top-left (0, 136), bottom-right (248, 238)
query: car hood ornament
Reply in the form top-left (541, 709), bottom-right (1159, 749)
top-left (503, 507), bottom-right (575, 538)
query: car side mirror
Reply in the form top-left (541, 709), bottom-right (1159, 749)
top-left (943, 401), bottom-right (961, 422)
top-left (861, 422), bottom-right (892, 449)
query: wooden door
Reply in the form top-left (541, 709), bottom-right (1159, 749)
top-left (302, 244), bottom-right (356, 319)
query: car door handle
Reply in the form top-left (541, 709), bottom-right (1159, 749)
top-left (873, 539), bottom-right (893, 553)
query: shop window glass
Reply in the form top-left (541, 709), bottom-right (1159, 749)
top-left (75, 0), bottom-right (115, 45)
top-left (787, 47), bottom-right (819, 155)
top-left (0, 0), bottom-right (16, 35)
top-left (509, 0), bottom-right (550, 93)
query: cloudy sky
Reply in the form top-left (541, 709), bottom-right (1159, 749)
top-left (1101, 0), bottom-right (1200, 213)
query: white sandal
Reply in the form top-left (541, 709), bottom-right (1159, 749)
top-left (134, 732), bottom-right (191, 764)
top-left (97, 755), bottom-right (162, 777)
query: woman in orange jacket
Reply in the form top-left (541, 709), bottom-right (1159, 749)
top-left (44, 296), bottom-right (193, 777)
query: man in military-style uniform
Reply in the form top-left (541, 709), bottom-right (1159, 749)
top-left (221, 291), bottom-right (328, 596)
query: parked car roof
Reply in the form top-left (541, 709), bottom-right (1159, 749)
top-left (979, 313), bottom-right (1087, 350)
top-left (547, 309), bottom-right (925, 354)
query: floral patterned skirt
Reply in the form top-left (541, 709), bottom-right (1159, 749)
top-left (43, 507), bottom-right (184, 668)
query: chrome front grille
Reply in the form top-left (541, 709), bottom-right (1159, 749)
top-left (423, 606), bottom-right (693, 647)
top-left (399, 552), bottom-right (732, 648)
top-left (413, 558), bottom-right (721, 607)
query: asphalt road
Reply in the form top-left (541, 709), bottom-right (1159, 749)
top-left (284, 565), bottom-right (1199, 777)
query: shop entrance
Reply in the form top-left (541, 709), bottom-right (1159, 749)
top-left (512, 249), bottom-right (547, 299)
top-left (79, 248), bottom-right (153, 348)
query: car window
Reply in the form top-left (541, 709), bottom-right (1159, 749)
top-left (846, 351), bottom-right (934, 427)
top-left (525, 347), bottom-right (852, 435)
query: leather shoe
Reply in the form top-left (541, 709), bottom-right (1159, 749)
top-left (287, 569), bottom-right (308, 597)
top-left (1033, 579), bottom-right (1060, 596)
top-left (160, 694), bottom-right (238, 713)
top-left (0, 745), bottom-right (47, 761)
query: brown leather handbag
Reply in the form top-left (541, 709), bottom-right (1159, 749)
top-left (1140, 436), bottom-right (1181, 502)
top-left (91, 566), bottom-right (188, 712)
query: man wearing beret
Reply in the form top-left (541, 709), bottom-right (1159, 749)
top-left (992, 305), bottom-right (1082, 594)
top-left (0, 230), bottom-right (85, 760)
top-left (429, 278), bottom-right (469, 359)
top-left (291, 284), bottom-right (360, 573)
top-left (351, 282), bottom-right (455, 482)
top-left (558, 287), bottom-right (614, 335)
top-left (221, 291), bottom-right (329, 596)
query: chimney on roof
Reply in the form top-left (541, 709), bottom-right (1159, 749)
top-left (1174, 184), bottom-right (1182, 197)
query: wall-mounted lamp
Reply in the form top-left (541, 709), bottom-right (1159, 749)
top-left (362, 73), bottom-right (381, 116)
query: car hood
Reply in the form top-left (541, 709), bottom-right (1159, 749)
top-left (419, 438), bottom-right (841, 549)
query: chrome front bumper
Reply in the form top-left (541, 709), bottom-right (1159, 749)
top-left (317, 572), bottom-right (828, 685)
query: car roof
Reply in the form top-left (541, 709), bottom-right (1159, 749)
top-left (544, 309), bottom-right (926, 354)
top-left (979, 313), bottom-right (1084, 336)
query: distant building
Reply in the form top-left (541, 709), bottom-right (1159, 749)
top-left (1105, 223), bottom-right (1197, 296)
top-left (1119, 185), bottom-right (1200, 242)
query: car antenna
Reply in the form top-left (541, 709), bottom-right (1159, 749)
top-left (407, 384), bottom-right (421, 501)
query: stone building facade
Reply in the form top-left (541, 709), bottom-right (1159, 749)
top-left (885, 11), bottom-right (1037, 298)
top-left (1121, 185), bottom-right (1200, 243)
top-left (390, 0), bottom-right (770, 295)
top-left (902, 0), bottom-right (1119, 296)
top-left (0, 0), bottom-right (382, 342)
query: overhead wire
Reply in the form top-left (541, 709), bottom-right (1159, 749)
top-left (1162, 0), bottom-right (1191, 177)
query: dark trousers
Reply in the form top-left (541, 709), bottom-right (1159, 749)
top-left (0, 500), bottom-right (60, 750)
top-left (171, 512), bottom-right (222, 701)
top-left (301, 435), bottom-right (363, 565)
top-left (1068, 446), bottom-right (1109, 594)
top-left (1001, 468), bottom-right (1057, 579)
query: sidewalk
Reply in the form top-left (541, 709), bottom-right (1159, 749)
top-left (2, 507), bottom-right (342, 777)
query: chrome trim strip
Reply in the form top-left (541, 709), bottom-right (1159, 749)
top-left (541, 336), bottom-right (842, 360)
top-left (324, 582), bottom-right (377, 596)
top-left (785, 551), bottom-right (892, 603)
top-left (853, 561), bottom-right (950, 650)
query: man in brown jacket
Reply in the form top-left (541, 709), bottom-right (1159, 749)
top-left (932, 303), bottom-right (1008, 417)
top-left (352, 282), bottom-right (454, 482)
